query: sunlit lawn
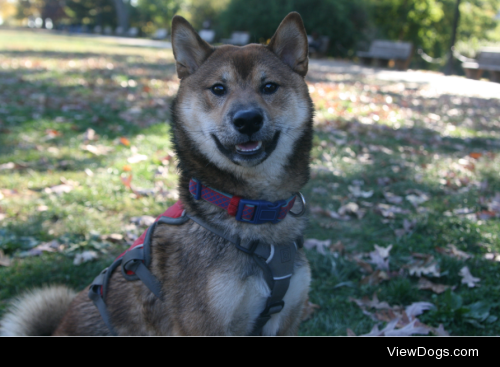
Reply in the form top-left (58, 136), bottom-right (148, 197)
top-left (1, 29), bottom-right (500, 335)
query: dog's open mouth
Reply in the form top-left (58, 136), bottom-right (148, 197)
top-left (212, 132), bottom-right (280, 165)
top-left (235, 141), bottom-right (262, 155)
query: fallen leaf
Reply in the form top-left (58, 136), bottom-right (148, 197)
top-left (350, 294), bottom-right (391, 310)
top-left (368, 244), bottom-right (392, 271)
top-left (469, 152), bottom-right (482, 160)
top-left (44, 184), bottom-right (74, 195)
top-left (0, 250), bottom-right (11, 267)
top-left (354, 259), bottom-right (374, 273)
top-left (0, 162), bottom-right (15, 170)
top-left (459, 266), bottom-right (480, 288)
top-left (120, 137), bottom-right (131, 147)
top-left (405, 302), bottom-right (435, 319)
top-left (121, 174), bottom-right (133, 189)
top-left (384, 319), bottom-right (431, 336)
top-left (83, 128), bottom-right (97, 142)
top-left (375, 203), bottom-right (410, 218)
top-left (82, 144), bottom-right (113, 156)
top-left (361, 270), bottom-right (389, 285)
top-left (73, 251), bottom-right (98, 265)
top-left (384, 192), bottom-right (403, 204)
top-left (483, 253), bottom-right (500, 262)
top-left (338, 202), bottom-right (366, 219)
top-left (27, 240), bottom-right (61, 256)
top-left (101, 234), bottom-right (124, 243)
top-left (304, 238), bottom-right (331, 255)
top-left (348, 185), bottom-right (373, 198)
top-left (301, 299), bottom-right (320, 321)
top-left (417, 277), bottom-right (452, 294)
top-left (130, 215), bottom-right (155, 227)
top-left (377, 177), bottom-right (391, 186)
top-left (128, 153), bottom-right (148, 164)
top-left (406, 193), bottom-right (429, 207)
top-left (406, 255), bottom-right (441, 278)
top-left (435, 244), bottom-right (472, 260)
top-left (329, 241), bottom-right (345, 254)
top-left (432, 324), bottom-right (450, 336)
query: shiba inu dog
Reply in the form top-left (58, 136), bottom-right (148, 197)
top-left (0, 12), bottom-right (314, 336)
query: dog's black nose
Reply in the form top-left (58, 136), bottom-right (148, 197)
top-left (233, 109), bottom-right (264, 136)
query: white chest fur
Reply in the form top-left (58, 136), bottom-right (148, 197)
top-left (207, 261), bottom-right (311, 336)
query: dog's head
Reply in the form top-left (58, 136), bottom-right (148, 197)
top-left (171, 13), bottom-right (313, 197)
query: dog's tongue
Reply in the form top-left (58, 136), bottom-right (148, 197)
top-left (236, 141), bottom-right (261, 152)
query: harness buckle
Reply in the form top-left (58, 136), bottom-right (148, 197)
top-left (262, 300), bottom-right (285, 315)
top-left (236, 199), bottom-right (287, 224)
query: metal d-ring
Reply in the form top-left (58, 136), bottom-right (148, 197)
top-left (289, 192), bottom-right (306, 217)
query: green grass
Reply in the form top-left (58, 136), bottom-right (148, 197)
top-left (1, 29), bottom-right (500, 335)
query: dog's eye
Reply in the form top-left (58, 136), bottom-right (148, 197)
top-left (211, 84), bottom-right (226, 96)
top-left (261, 83), bottom-right (278, 94)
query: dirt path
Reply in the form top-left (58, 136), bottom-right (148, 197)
top-left (309, 59), bottom-right (500, 100)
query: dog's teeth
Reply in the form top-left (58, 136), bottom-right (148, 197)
top-left (236, 141), bottom-right (262, 152)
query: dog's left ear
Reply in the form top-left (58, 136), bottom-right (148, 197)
top-left (171, 16), bottom-right (214, 79)
top-left (267, 12), bottom-right (309, 77)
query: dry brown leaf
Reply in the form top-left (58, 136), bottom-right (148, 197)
top-left (301, 299), bottom-right (320, 321)
top-left (435, 244), bottom-right (472, 260)
top-left (346, 328), bottom-right (356, 336)
top-left (469, 152), bottom-right (482, 160)
top-left (360, 270), bottom-right (389, 285)
top-left (417, 277), bottom-right (452, 294)
top-left (354, 258), bottom-right (374, 273)
top-left (101, 234), bottom-right (124, 243)
top-left (329, 241), bottom-right (345, 254)
top-left (121, 174), bottom-right (133, 189)
top-left (384, 191), bottom-right (403, 204)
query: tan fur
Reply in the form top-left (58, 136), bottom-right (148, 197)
top-left (3, 12), bottom-right (314, 336)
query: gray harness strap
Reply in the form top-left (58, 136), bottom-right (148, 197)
top-left (88, 214), bottom-right (189, 335)
top-left (88, 212), bottom-right (299, 336)
top-left (187, 214), bottom-right (298, 336)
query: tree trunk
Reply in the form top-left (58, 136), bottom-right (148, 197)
top-left (445, 0), bottom-right (461, 76)
top-left (113, 0), bottom-right (129, 32)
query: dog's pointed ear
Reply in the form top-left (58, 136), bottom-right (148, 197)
top-left (267, 12), bottom-right (309, 77)
top-left (171, 16), bottom-right (214, 79)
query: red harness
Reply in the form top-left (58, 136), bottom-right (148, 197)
top-left (118, 200), bottom-right (185, 273)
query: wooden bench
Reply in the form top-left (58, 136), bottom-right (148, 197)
top-left (357, 40), bottom-right (413, 71)
top-left (221, 32), bottom-right (250, 46)
top-left (462, 49), bottom-right (500, 82)
top-left (199, 29), bottom-right (215, 43)
top-left (308, 35), bottom-right (329, 58)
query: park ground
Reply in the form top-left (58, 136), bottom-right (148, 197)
top-left (1, 29), bottom-right (500, 335)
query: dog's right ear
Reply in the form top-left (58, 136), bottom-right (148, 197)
top-left (171, 16), bottom-right (214, 79)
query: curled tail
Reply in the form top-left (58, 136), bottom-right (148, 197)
top-left (0, 286), bottom-right (77, 336)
